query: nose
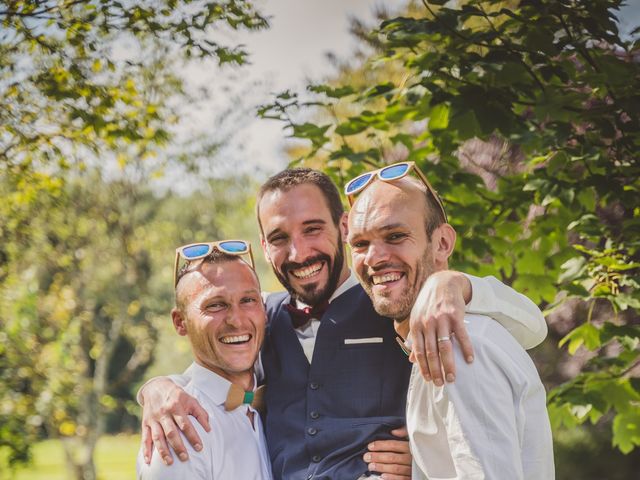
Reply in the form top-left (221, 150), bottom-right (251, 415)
top-left (288, 233), bottom-right (312, 264)
top-left (364, 241), bottom-right (390, 269)
top-left (224, 303), bottom-right (245, 328)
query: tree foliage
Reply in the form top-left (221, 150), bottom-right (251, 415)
top-left (0, 1), bottom-right (268, 478)
top-left (0, 0), bottom-right (267, 276)
top-left (260, 0), bottom-right (640, 455)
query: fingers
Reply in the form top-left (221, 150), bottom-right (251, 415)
top-left (141, 425), bottom-right (153, 464)
top-left (410, 321), bottom-right (433, 383)
top-left (453, 314), bottom-right (474, 364)
top-left (150, 420), bottom-right (174, 466)
top-left (190, 399), bottom-right (211, 433)
top-left (424, 326), bottom-right (444, 386)
top-left (160, 414), bottom-right (189, 462)
top-left (367, 439), bottom-right (410, 454)
top-left (364, 440), bottom-right (412, 479)
top-left (363, 452), bottom-right (412, 478)
top-left (437, 329), bottom-right (455, 384)
top-left (174, 412), bottom-right (203, 456)
top-left (390, 426), bottom-right (408, 438)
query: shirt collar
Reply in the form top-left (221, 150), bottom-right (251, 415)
top-left (185, 362), bottom-right (257, 407)
top-left (329, 269), bottom-right (359, 303)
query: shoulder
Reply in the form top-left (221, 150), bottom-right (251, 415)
top-left (451, 314), bottom-right (542, 389)
top-left (137, 428), bottom-right (211, 479)
top-left (264, 291), bottom-right (290, 310)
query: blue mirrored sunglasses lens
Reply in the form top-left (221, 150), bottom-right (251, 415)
top-left (182, 244), bottom-right (211, 259)
top-left (379, 163), bottom-right (410, 180)
top-left (218, 241), bottom-right (248, 253)
top-left (345, 173), bottom-right (373, 194)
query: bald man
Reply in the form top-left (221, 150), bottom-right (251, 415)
top-left (345, 166), bottom-right (555, 479)
top-left (137, 250), bottom-right (272, 479)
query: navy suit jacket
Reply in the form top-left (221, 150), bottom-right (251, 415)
top-left (261, 285), bottom-right (412, 480)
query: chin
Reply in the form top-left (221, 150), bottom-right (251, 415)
top-left (373, 297), bottom-right (411, 321)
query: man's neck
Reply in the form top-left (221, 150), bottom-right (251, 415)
top-left (197, 360), bottom-right (255, 391)
top-left (394, 317), bottom-right (410, 339)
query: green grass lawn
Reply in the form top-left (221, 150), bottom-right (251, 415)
top-left (2, 434), bottom-right (140, 480)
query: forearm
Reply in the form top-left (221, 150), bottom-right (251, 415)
top-left (465, 274), bottom-right (547, 349)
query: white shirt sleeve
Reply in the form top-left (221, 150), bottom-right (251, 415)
top-left (464, 274), bottom-right (548, 349)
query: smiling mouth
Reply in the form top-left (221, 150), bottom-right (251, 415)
top-left (219, 334), bottom-right (251, 345)
top-left (371, 272), bottom-right (404, 285)
top-left (290, 261), bottom-right (323, 279)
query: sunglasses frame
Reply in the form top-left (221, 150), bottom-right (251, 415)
top-left (345, 161), bottom-right (447, 223)
top-left (173, 240), bottom-right (255, 287)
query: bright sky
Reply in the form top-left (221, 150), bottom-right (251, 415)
top-left (172, 0), bottom-right (404, 182)
top-left (173, 0), bottom-right (639, 184)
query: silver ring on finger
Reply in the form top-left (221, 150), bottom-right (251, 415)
top-left (437, 335), bottom-right (451, 343)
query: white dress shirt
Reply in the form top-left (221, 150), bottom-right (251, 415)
top-left (407, 314), bottom-right (555, 479)
top-left (136, 362), bottom-right (272, 480)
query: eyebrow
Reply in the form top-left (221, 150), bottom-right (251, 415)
top-left (378, 222), bottom-right (407, 232)
top-left (266, 219), bottom-right (326, 241)
top-left (302, 219), bottom-right (326, 226)
top-left (349, 222), bottom-right (408, 241)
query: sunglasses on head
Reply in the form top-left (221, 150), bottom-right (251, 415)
top-left (344, 161), bottom-right (447, 223)
top-left (173, 240), bottom-right (255, 287)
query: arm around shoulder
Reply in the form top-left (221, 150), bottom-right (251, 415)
top-left (464, 274), bottom-right (547, 349)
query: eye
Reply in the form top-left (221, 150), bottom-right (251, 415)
top-left (268, 234), bottom-right (287, 245)
top-left (387, 232), bottom-right (408, 242)
top-left (206, 302), bottom-right (227, 312)
top-left (350, 240), bottom-right (369, 250)
top-left (304, 225), bottom-right (321, 234)
top-left (241, 296), bottom-right (258, 304)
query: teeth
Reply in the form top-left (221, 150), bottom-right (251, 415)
top-left (220, 334), bottom-right (250, 344)
top-left (291, 262), bottom-right (322, 279)
top-left (372, 273), bottom-right (402, 285)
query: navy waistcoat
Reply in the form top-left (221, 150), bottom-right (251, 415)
top-left (262, 285), bottom-right (411, 480)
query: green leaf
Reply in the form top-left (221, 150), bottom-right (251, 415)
top-left (428, 103), bottom-right (449, 130)
top-left (613, 411), bottom-right (640, 454)
top-left (559, 323), bottom-right (602, 354)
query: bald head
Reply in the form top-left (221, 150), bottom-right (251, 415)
top-left (175, 257), bottom-right (260, 313)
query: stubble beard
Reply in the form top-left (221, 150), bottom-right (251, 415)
top-left (365, 246), bottom-right (434, 321)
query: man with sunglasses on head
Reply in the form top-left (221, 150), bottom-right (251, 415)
top-left (346, 165), bottom-right (554, 479)
top-left (138, 167), bottom-right (548, 479)
top-left (137, 246), bottom-right (272, 479)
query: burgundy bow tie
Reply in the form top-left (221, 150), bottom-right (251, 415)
top-left (285, 301), bottom-right (329, 329)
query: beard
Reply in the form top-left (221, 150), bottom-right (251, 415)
top-left (273, 234), bottom-right (345, 307)
top-left (363, 245), bottom-right (434, 321)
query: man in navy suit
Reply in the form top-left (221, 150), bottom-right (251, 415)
top-left (138, 168), bottom-right (547, 479)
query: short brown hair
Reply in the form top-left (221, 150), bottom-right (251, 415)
top-left (256, 168), bottom-right (344, 233)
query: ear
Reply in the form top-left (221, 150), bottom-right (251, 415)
top-left (171, 308), bottom-right (188, 336)
top-left (339, 212), bottom-right (349, 242)
top-left (431, 223), bottom-right (456, 266)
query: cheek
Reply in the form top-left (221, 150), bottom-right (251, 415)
top-left (351, 253), bottom-right (366, 273)
top-left (267, 247), bottom-right (285, 266)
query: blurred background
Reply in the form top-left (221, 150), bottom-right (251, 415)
top-left (1, 1), bottom-right (638, 478)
